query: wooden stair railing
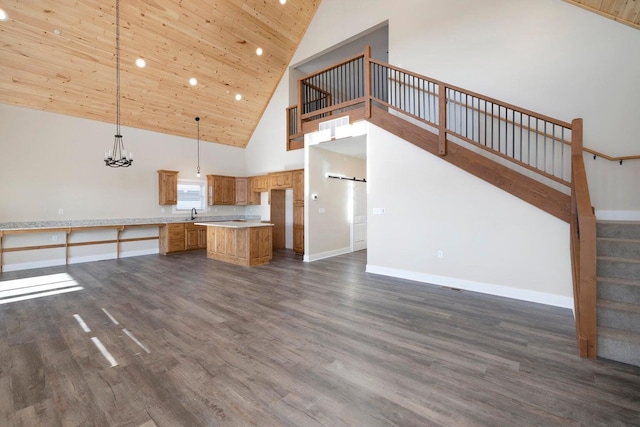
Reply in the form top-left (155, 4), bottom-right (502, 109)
top-left (570, 119), bottom-right (597, 358)
top-left (288, 47), bottom-right (599, 358)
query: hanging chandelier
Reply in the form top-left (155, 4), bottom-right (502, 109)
top-left (195, 116), bottom-right (201, 177)
top-left (104, 0), bottom-right (133, 167)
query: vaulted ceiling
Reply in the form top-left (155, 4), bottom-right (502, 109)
top-left (0, 1), bottom-right (636, 148)
top-left (562, 0), bottom-right (640, 30)
top-left (0, 0), bottom-right (320, 147)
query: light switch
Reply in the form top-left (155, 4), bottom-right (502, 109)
top-left (318, 208), bottom-right (326, 214)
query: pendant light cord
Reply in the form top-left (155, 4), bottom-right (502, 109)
top-left (196, 116), bottom-right (201, 175)
top-left (115, 0), bottom-right (121, 137)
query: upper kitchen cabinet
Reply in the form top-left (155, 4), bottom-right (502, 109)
top-left (158, 170), bottom-right (179, 205)
top-left (251, 175), bottom-right (269, 193)
top-left (269, 171), bottom-right (293, 190)
top-left (207, 175), bottom-right (236, 205)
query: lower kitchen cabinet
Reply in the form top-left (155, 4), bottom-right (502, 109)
top-left (160, 223), bottom-right (206, 254)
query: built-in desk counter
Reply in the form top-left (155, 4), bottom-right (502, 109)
top-left (195, 221), bottom-right (274, 267)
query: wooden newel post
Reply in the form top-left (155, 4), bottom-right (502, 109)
top-left (571, 118), bottom-right (583, 157)
top-left (438, 84), bottom-right (447, 156)
top-left (363, 46), bottom-right (372, 119)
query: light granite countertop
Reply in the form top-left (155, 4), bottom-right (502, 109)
top-left (0, 215), bottom-right (262, 231)
top-left (195, 221), bottom-right (274, 229)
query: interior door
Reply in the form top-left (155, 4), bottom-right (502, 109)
top-left (352, 181), bottom-right (367, 251)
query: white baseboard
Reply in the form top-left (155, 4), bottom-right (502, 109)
top-left (304, 246), bottom-right (352, 262)
top-left (595, 210), bottom-right (640, 221)
top-left (366, 264), bottom-right (574, 309)
top-left (2, 259), bottom-right (67, 272)
top-left (119, 248), bottom-right (160, 258)
top-left (3, 249), bottom-right (160, 272)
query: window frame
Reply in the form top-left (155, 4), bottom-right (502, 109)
top-left (173, 179), bottom-right (207, 213)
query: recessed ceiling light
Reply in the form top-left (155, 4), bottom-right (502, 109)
top-left (256, 47), bottom-right (263, 56)
top-left (279, 0), bottom-right (286, 4)
top-left (0, 9), bottom-right (8, 21)
top-left (135, 58), bottom-right (146, 68)
top-left (53, 29), bottom-right (61, 35)
top-left (235, 94), bottom-right (242, 101)
top-left (189, 77), bottom-right (198, 86)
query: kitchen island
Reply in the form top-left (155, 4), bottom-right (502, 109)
top-left (195, 221), bottom-right (274, 267)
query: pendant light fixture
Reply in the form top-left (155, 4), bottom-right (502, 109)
top-left (195, 116), bottom-right (201, 177)
top-left (104, 0), bottom-right (133, 167)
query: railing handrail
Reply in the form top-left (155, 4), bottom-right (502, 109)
top-left (368, 58), bottom-right (574, 129)
top-left (583, 147), bottom-right (640, 163)
top-left (300, 52), bottom-right (366, 82)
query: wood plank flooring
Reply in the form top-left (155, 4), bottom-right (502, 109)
top-left (1, 250), bottom-right (639, 426)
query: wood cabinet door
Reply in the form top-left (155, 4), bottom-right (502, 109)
top-left (185, 228), bottom-right (199, 250)
top-left (293, 224), bottom-right (304, 254)
top-left (167, 223), bottom-right (186, 252)
top-left (251, 175), bottom-right (269, 192)
top-left (207, 175), bottom-right (236, 205)
top-left (158, 170), bottom-right (179, 205)
top-left (292, 169), bottom-right (304, 204)
top-left (269, 171), bottom-right (293, 189)
top-left (235, 177), bottom-right (248, 205)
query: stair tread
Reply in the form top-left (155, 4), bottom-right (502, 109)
top-left (598, 326), bottom-right (640, 345)
top-left (597, 255), bottom-right (640, 263)
top-left (597, 237), bottom-right (640, 242)
top-left (597, 220), bottom-right (640, 225)
top-left (598, 276), bottom-right (640, 287)
top-left (598, 299), bottom-right (640, 314)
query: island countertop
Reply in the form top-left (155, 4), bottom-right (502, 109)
top-left (195, 221), bottom-right (273, 229)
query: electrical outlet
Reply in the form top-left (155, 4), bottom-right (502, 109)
top-left (52, 235), bottom-right (58, 242)
top-left (58, 208), bottom-right (63, 215)
top-left (437, 250), bottom-right (444, 259)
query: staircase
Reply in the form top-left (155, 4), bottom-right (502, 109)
top-left (596, 221), bottom-right (640, 366)
top-left (290, 47), bottom-right (599, 361)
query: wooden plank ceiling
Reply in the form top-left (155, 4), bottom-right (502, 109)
top-left (0, 0), bottom-right (320, 147)
top-left (562, 0), bottom-right (640, 30)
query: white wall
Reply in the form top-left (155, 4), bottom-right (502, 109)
top-left (0, 104), bottom-right (247, 223)
top-left (306, 143), bottom-right (367, 260)
top-left (367, 123), bottom-right (573, 307)
top-left (265, 0), bottom-right (640, 215)
top-left (244, 71), bottom-right (304, 175)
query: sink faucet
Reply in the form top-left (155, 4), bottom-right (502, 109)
top-left (190, 208), bottom-right (197, 221)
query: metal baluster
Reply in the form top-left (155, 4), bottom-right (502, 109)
top-left (536, 117), bottom-right (540, 169)
top-left (544, 121), bottom-right (548, 173)
top-left (552, 124), bottom-right (556, 178)
top-left (519, 112), bottom-right (523, 162)
top-left (561, 127), bottom-right (565, 181)
top-left (511, 109), bottom-right (515, 159)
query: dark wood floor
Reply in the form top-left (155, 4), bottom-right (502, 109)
top-left (1, 250), bottom-right (639, 426)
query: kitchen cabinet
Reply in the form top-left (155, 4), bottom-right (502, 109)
top-left (207, 174), bottom-right (236, 205)
top-left (292, 169), bottom-right (304, 254)
top-left (269, 171), bottom-right (293, 189)
top-left (159, 223), bottom-right (186, 254)
top-left (247, 177), bottom-right (261, 205)
top-left (185, 223), bottom-right (207, 250)
top-left (160, 222), bottom-right (206, 255)
top-left (251, 175), bottom-right (269, 192)
top-left (235, 177), bottom-right (248, 205)
top-left (158, 170), bottom-right (179, 205)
